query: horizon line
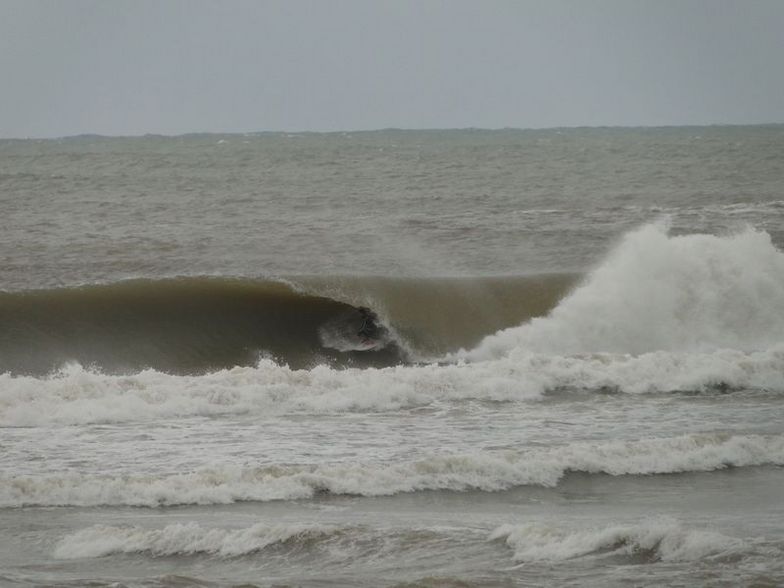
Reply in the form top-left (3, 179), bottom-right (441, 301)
top-left (2, 121), bottom-right (783, 141)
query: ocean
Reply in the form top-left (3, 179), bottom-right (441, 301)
top-left (1, 126), bottom-right (783, 587)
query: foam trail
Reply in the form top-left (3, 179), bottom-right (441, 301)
top-left (5, 433), bottom-right (783, 507)
top-left (466, 223), bottom-right (784, 360)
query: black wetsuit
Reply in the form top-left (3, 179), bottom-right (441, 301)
top-left (357, 308), bottom-right (379, 339)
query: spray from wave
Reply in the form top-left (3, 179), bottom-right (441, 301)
top-left (464, 222), bottom-right (784, 360)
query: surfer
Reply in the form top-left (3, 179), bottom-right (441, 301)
top-left (357, 307), bottom-right (380, 340)
top-left (318, 307), bottom-right (388, 353)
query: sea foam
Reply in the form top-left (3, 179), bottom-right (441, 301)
top-left (2, 345), bottom-right (783, 426)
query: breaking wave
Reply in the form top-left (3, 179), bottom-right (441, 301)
top-left (2, 223), bottom-right (781, 387)
top-left (54, 517), bottom-right (776, 570)
top-left (490, 517), bottom-right (752, 563)
top-left (54, 522), bottom-right (341, 559)
top-left (5, 433), bottom-right (782, 507)
top-left (52, 522), bottom-right (475, 563)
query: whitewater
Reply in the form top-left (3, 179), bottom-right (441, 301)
top-left (2, 127), bottom-right (784, 587)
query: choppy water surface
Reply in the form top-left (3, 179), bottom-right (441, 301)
top-left (1, 126), bottom-right (784, 587)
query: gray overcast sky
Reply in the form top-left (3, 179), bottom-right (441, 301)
top-left (1, 0), bottom-right (783, 137)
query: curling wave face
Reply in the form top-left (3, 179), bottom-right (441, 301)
top-left (0, 274), bottom-right (575, 375)
top-left (0, 278), bottom-right (407, 374)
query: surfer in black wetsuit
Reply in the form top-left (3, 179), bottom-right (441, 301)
top-left (354, 306), bottom-right (389, 350)
top-left (357, 307), bottom-right (378, 339)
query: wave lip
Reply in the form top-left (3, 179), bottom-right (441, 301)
top-left (5, 433), bottom-right (783, 508)
top-left (490, 518), bottom-right (752, 563)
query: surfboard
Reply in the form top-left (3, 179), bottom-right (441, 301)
top-left (355, 337), bottom-right (383, 351)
